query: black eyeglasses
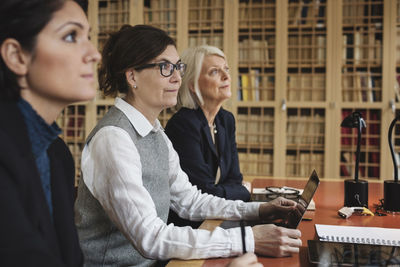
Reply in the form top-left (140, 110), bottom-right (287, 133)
top-left (135, 62), bottom-right (187, 77)
top-left (265, 186), bottom-right (300, 200)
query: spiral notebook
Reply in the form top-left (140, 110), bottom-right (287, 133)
top-left (315, 224), bottom-right (400, 247)
top-left (308, 240), bottom-right (400, 266)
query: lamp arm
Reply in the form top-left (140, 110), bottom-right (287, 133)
top-left (388, 116), bottom-right (399, 182)
top-left (354, 117), bottom-right (362, 182)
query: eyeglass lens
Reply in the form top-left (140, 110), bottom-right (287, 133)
top-left (160, 63), bottom-right (186, 77)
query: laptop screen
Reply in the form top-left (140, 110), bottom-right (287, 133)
top-left (220, 169), bottom-right (320, 230)
top-left (284, 169), bottom-right (320, 229)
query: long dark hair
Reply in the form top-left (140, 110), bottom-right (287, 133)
top-left (0, 0), bottom-right (65, 101)
top-left (98, 24), bottom-right (176, 97)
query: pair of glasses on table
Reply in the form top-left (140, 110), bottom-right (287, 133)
top-left (265, 186), bottom-right (300, 200)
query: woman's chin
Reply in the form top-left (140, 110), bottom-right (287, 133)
top-left (163, 99), bottom-right (177, 109)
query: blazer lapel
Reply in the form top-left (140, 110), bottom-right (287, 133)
top-left (215, 114), bottom-right (227, 179)
top-left (196, 108), bottom-right (219, 157)
top-left (201, 123), bottom-right (218, 157)
top-left (49, 146), bottom-right (71, 261)
top-left (215, 116), bottom-right (226, 156)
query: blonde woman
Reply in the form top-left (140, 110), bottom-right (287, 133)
top-left (166, 45), bottom-right (251, 227)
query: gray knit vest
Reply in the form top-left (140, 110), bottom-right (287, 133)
top-left (75, 106), bottom-right (170, 267)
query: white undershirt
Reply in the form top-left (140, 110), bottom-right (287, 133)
top-left (81, 97), bottom-right (260, 260)
top-left (209, 125), bottom-right (221, 184)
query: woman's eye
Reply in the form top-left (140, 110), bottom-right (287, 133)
top-left (210, 69), bottom-right (218, 75)
top-left (64, 31), bottom-right (77, 43)
top-left (160, 63), bottom-right (169, 70)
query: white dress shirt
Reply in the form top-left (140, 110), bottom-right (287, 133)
top-left (81, 97), bottom-right (261, 260)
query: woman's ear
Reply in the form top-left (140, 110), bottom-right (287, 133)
top-left (125, 69), bottom-right (137, 89)
top-left (0, 38), bottom-right (30, 76)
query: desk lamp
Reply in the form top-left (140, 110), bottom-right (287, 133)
top-left (385, 115), bottom-right (400, 211)
top-left (341, 111), bottom-right (368, 207)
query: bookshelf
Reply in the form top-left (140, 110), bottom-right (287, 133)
top-left (338, 0), bottom-right (384, 181)
top-left (188, 0), bottom-right (224, 48)
top-left (144, 0), bottom-right (178, 41)
top-left (58, 0), bottom-right (400, 184)
top-left (57, 105), bottom-right (86, 184)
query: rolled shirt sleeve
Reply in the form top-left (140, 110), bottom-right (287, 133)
top-left (81, 123), bottom-right (259, 260)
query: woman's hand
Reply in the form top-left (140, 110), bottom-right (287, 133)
top-left (252, 224), bottom-right (302, 257)
top-left (227, 252), bottom-right (263, 267)
top-left (259, 196), bottom-right (297, 221)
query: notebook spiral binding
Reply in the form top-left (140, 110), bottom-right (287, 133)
top-left (321, 235), bottom-right (400, 246)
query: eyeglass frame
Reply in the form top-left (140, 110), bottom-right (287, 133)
top-left (265, 186), bottom-right (300, 199)
top-left (134, 61), bottom-right (187, 77)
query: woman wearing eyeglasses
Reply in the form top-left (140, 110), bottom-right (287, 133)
top-left (75, 25), bottom-right (301, 266)
top-left (165, 45), bottom-right (251, 229)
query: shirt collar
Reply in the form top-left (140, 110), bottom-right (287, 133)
top-left (114, 97), bottom-right (163, 137)
top-left (17, 98), bottom-right (61, 157)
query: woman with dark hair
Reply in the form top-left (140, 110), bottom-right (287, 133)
top-left (75, 24), bottom-right (301, 267)
top-left (0, 0), bottom-right (100, 265)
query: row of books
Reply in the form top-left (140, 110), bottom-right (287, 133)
top-left (67, 143), bottom-right (84, 186)
top-left (237, 70), bottom-right (274, 101)
top-left (238, 73), bottom-right (325, 102)
top-left (144, 0), bottom-right (176, 24)
top-left (286, 152), bottom-right (324, 177)
top-left (238, 152), bottom-right (273, 176)
top-left (342, 0), bottom-right (383, 26)
top-left (288, 35), bottom-right (326, 65)
top-left (342, 72), bottom-right (382, 102)
top-left (238, 2), bottom-right (275, 28)
top-left (188, 35), bottom-right (223, 49)
top-left (340, 108), bottom-right (381, 179)
top-left (288, 0), bottom-right (326, 27)
top-left (236, 113), bottom-right (274, 144)
top-left (341, 109), bottom-right (380, 147)
top-left (57, 106), bottom-right (86, 139)
top-left (342, 31), bottom-right (382, 65)
top-left (340, 151), bottom-right (380, 178)
top-left (98, 0), bottom-right (129, 33)
top-left (239, 150), bottom-right (325, 177)
top-left (61, 117), bottom-right (85, 140)
top-left (287, 74), bottom-right (325, 101)
top-left (239, 39), bottom-right (271, 65)
top-left (189, 0), bottom-right (223, 28)
top-left (286, 114), bottom-right (325, 145)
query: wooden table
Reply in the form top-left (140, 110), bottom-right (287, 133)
top-left (168, 179), bottom-right (399, 267)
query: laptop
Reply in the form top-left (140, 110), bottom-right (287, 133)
top-left (220, 169), bottom-right (320, 229)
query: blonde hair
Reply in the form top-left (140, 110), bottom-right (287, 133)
top-left (177, 45), bottom-right (226, 109)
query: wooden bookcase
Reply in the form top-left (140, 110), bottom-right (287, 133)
top-left (58, 0), bottom-right (400, 184)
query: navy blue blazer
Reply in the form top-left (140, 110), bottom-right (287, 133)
top-left (0, 101), bottom-right (83, 266)
top-left (165, 107), bottom-right (250, 201)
